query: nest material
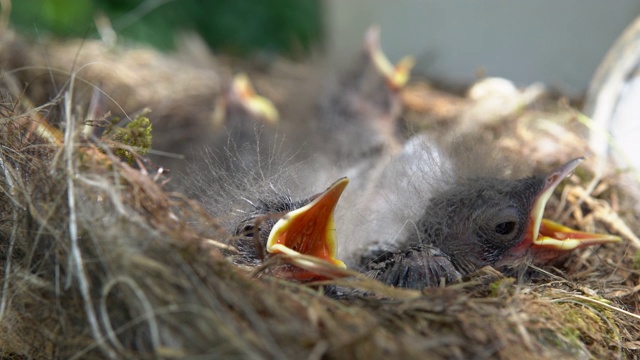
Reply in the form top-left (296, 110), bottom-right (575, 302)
top-left (0, 32), bottom-right (639, 359)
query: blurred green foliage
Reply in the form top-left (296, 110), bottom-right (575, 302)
top-left (8, 0), bottom-right (322, 56)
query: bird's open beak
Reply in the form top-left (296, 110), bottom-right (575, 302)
top-left (527, 158), bottom-right (621, 251)
top-left (266, 178), bottom-right (349, 280)
top-left (365, 26), bottom-right (415, 91)
top-left (232, 73), bottom-right (279, 125)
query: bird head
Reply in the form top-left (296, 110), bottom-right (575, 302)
top-left (234, 177), bottom-right (349, 282)
top-left (501, 158), bottom-right (622, 265)
top-left (414, 158), bottom-right (620, 274)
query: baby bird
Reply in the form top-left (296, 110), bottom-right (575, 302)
top-left (317, 26), bottom-right (415, 165)
top-left (211, 73), bottom-right (280, 168)
top-left (357, 156), bottom-right (621, 289)
top-left (231, 177), bottom-right (349, 281)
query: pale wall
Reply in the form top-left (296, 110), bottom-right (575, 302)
top-left (324, 0), bottom-right (640, 96)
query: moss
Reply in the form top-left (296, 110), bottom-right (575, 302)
top-left (538, 328), bottom-right (584, 355)
top-left (549, 302), bottom-right (617, 358)
top-left (102, 111), bottom-right (153, 165)
top-left (559, 327), bottom-right (582, 344)
top-left (489, 277), bottom-right (515, 297)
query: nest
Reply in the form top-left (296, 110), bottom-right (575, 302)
top-left (0, 31), bottom-right (639, 359)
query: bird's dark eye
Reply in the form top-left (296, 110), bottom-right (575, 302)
top-left (240, 223), bottom-right (255, 238)
top-left (480, 206), bottom-right (521, 242)
top-left (494, 221), bottom-right (516, 235)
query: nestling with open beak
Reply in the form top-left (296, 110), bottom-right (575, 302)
top-left (359, 157), bottom-right (621, 289)
top-left (317, 26), bottom-right (415, 164)
top-left (211, 73), bottom-right (279, 165)
top-left (232, 178), bottom-right (349, 282)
